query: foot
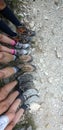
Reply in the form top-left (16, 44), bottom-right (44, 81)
top-left (0, 66), bottom-right (20, 79)
top-left (12, 35), bottom-right (31, 43)
top-left (18, 88), bottom-right (40, 112)
top-left (0, 52), bottom-right (32, 64)
top-left (17, 63), bottom-right (36, 73)
top-left (15, 42), bottom-right (30, 49)
top-left (17, 73), bottom-right (33, 86)
top-left (15, 49), bottom-right (28, 56)
top-left (16, 26), bottom-right (35, 37)
top-left (19, 55), bottom-right (33, 63)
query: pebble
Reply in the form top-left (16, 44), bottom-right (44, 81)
top-left (48, 77), bottom-right (53, 84)
top-left (29, 103), bottom-right (41, 113)
top-left (33, 8), bottom-right (37, 16)
top-left (29, 21), bottom-right (35, 28)
top-left (55, 48), bottom-right (62, 59)
top-left (44, 15), bottom-right (49, 20)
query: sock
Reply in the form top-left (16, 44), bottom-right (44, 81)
top-left (11, 40), bottom-right (16, 46)
top-left (0, 6), bottom-right (22, 27)
top-left (13, 66), bottom-right (20, 73)
top-left (0, 20), bottom-right (17, 37)
top-left (13, 55), bottom-right (17, 60)
top-left (11, 49), bottom-right (15, 55)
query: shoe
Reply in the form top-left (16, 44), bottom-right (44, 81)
top-left (12, 55), bottom-right (33, 63)
top-left (17, 73), bottom-right (33, 86)
top-left (17, 63), bottom-right (36, 72)
top-left (16, 80), bottom-right (34, 92)
top-left (17, 88), bottom-right (40, 112)
top-left (19, 81), bottom-right (34, 91)
top-left (15, 49), bottom-right (28, 56)
top-left (15, 42), bottom-right (30, 49)
top-left (16, 26), bottom-right (35, 37)
top-left (20, 35), bottom-right (32, 43)
top-left (12, 35), bottom-right (31, 43)
top-left (19, 55), bottom-right (33, 63)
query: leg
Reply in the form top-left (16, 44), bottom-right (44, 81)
top-left (0, 34), bottom-right (30, 49)
top-left (0, 81), bottom-right (17, 101)
top-left (0, 52), bottom-right (32, 64)
top-left (0, 45), bottom-right (28, 55)
top-left (0, 1), bottom-right (22, 27)
top-left (0, 1), bottom-right (35, 36)
top-left (0, 20), bottom-right (17, 37)
top-left (0, 34), bottom-right (16, 45)
top-left (0, 0), bottom-right (6, 10)
top-left (0, 66), bottom-right (20, 78)
top-left (0, 45), bottom-right (14, 54)
top-left (0, 72), bottom-right (4, 79)
top-left (5, 108), bottom-right (24, 130)
top-left (0, 91), bottom-right (19, 114)
top-left (0, 52), bottom-right (16, 63)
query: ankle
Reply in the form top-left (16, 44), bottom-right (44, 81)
top-left (0, 3), bottom-right (6, 10)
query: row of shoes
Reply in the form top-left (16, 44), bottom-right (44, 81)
top-left (1, 24), bottom-right (40, 113)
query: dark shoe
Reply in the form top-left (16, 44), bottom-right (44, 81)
top-left (17, 73), bottom-right (33, 86)
top-left (16, 81), bottom-right (34, 92)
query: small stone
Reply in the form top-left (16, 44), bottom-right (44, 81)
top-left (44, 15), bottom-right (49, 20)
top-left (48, 77), bottom-right (53, 84)
top-left (29, 21), bottom-right (35, 28)
top-left (55, 48), bottom-right (62, 59)
top-left (33, 8), bottom-right (37, 16)
top-left (44, 72), bottom-right (48, 76)
top-left (29, 103), bottom-right (41, 113)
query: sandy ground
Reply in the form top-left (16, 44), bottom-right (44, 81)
top-left (21, 0), bottom-right (63, 130)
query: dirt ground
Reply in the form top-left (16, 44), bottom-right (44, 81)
top-left (21, 0), bottom-right (63, 130)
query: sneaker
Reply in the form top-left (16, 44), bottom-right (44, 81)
top-left (16, 80), bottom-right (34, 92)
top-left (19, 55), bottom-right (33, 63)
top-left (15, 42), bottom-right (30, 49)
top-left (19, 81), bottom-right (34, 92)
top-left (17, 63), bottom-right (36, 72)
top-left (13, 55), bottom-right (33, 63)
top-left (15, 49), bottom-right (28, 56)
top-left (17, 88), bottom-right (40, 112)
top-left (13, 35), bottom-right (31, 43)
top-left (17, 73), bottom-right (33, 86)
top-left (16, 26), bottom-right (35, 37)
